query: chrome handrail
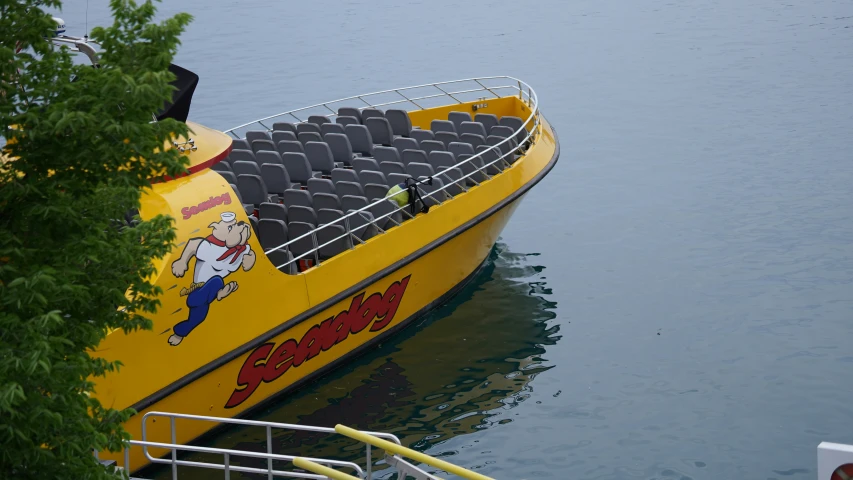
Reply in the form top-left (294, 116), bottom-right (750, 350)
top-left (225, 77), bottom-right (540, 271)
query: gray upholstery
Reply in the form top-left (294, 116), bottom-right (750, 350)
top-left (365, 117), bottom-right (394, 146)
top-left (361, 108), bottom-right (384, 122)
top-left (260, 202), bottom-right (288, 223)
top-left (228, 182), bottom-right (243, 203)
top-left (219, 171), bottom-right (238, 185)
top-left (212, 161), bottom-right (231, 172)
top-left (331, 168), bottom-right (359, 185)
top-left (272, 130), bottom-right (298, 144)
top-left (345, 209), bottom-right (378, 240)
top-left (246, 131), bottom-right (271, 144)
top-left (393, 137), bottom-right (418, 152)
top-left (489, 125), bottom-right (515, 139)
top-left (420, 140), bottom-right (445, 156)
top-left (448, 111), bottom-right (472, 133)
top-left (289, 205), bottom-right (317, 226)
top-left (252, 139), bottom-right (277, 153)
top-left (249, 215), bottom-right (259, 237)
top-left (499, 115), bottom-right (527, 143)
top-left (428, 151), bottom-right (456, 171)
top-left (437, 167), bottom-right (464, 196)
top-left (307, 178), bottom-right (336, 197)
top-left (261, 163), bottom-right (292, 195)
top-left (277, 140), bottom-right (304, 155)
top-left (317, 224), bottom-right (352, 260)
top-left (308, 115), bottom-right (331, 126)
top-left (297, 122), bottom-right (322, 135)
top-left (448, 142), bottom-right (475, 158)
top-left (386, 173), bottom-right (411, 189)
top-left (337, 107), bottom-right (362, 123)
top-left (232, 138), bottom-right (250, 150)
top-left (353, 158), bottom-right (380, 174)
top-left (459, 121), bottom-right (488, 138)
top-left (373, 146), bottom-right (401, 165)
top-left (455, 153), bottom-right (487, 183)
top-left (335, 116), bottom-right (359, 127)
top-left (230, 149), bottom-right (255, 163)
top-left (233, 160), bottom-right (262, 177)
top-left (312, 192), bottom-right (341, 212)
top-left (430, 120), bottom-right (456, 133)
top-left (487, 135), bottom-right (518, 163)
top-left (341, 195), bottom-right (368, 212)
top-left (435, 131), bottom-right (459, 148)
top-left (474, 113), bottom-right (498, 133)
top-left (345, 124), bottom-right (374, 157)
top-left (368, 199), bottom-right (403, 230)
top-left (406, 162), bottom-right (435, 179)
top-left (476, 145), bottom-right (504, 175)
top-left (237, 174), bottom-right (268, 206)
top-left (364, 183), bottom-right (388, 201)
top-left (417, 177), bottom-right (447, 207)
top-left (459, 133), bottom-right (486, 150)
top-left (258, 219), bottom-right (294, 274)
top-left (321, 123), bottom-right (346, 137)
top-left (282, 188), bottom-right (312, 209)
top-left (401, 149), bottom-right (428, 166)
top-left (325, 133), bottom-right (356, 166)
top-left (379, 161), bottom-right (406, 177)
top-left (282, 152), bottom-right (314, 185)
top-left (287, 221), bottom-right (317, 265)
top-left (272, 122), bottom-right (297, 134)
top-left (298, 132), bottom-right (322, 146)
top-left (317, 208), bottom-right (343, 226)
top-left (410, 129), bottom-right (435, 144)
top-left (256, 150), bottom-right (283, 166)
top-left (359, 170), bottom-right (387, 189)
top-left (305, 141), bottom-right (335, 175)
top-left (385, 109), bottom-right (412, 137)
top-left (335, 180), bottom-right (364, 198)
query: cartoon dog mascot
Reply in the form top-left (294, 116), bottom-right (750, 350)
top-left (169, 211), bottom-right (256, 346)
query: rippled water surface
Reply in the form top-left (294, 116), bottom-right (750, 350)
top-left (54, 0), bottom-right (853, 478)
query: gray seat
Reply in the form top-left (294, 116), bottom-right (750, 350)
top-left (317, 208), bottom-right (343, 226)
top-left (455, 153), bottom-right (487, 183)
top-left (228, 183), bottom-right (252, 215)
top-left (261, 163), bottom-right (292, 196)
top-left (298, 132), bottom-right (322, 146)
top-left (237, 174), bottom-right (268, 206)
top-left (361, 108), bottom-right (384, 122)
top-left (430, 120), bottom-right (456, 134)
top-left (252, 139), bottom-right (277, 153)
top-left (499, 115), bottom-right (527, 144)
top-left (335, 116), bottom-right (359, 127)
top-left (326, 133), bottom-right (356, 166)
top-left (428, 151), bottom-right (456, 171)
top-left (406, 162), bottom-right (435, 179)
top-left (307, 178), bottom-right (336, 197)
top-left (379, 161), bottom-right (406, 178)
top-left (249, 215), bottom-right (259, 237)
top-left (365, 117), bottom-right (394, 146)
top-left (417, 177), bottom-right (447, 207)
top-left (336, 180), bottom-right (365, 198)
top-left (487, 135), bottom-right (518, 163)
top-left (229, 149), bottom-right (255, 163)
top-left (373, 146), bottom-right (401, 165)
top-left (272, 122), bottom-right (297, 134)
top-left (345, 124), bottom-right (374, 157)
top-left (420, 140), bottom-right (445, 156)
top-left (282, 152), bottom-right (314, 185)
top-left (435, 131), bottom-right (459, 148)
top-left (437, 167), bottom-right (464, 196)
top-left (313, 192), bottom-right (341, 212)
top-left (331, 168), bottom-right (359, 186)
top-left (233, 160), bottom-right (262, 177)
top-left (308, 115), bottom-right (331, 126)
top-left (489, 125), bottom-right (515, 139)
top-left (219, 170), bottom-right (238, 185)
top-left (448, 142), bottom-right (475, 158)
top-left (305, 142), bottom-right (335, 176)
top-left (277, 140), bottom-right (304, 155)
top-left (448, 111), bottom-right (472, 133)
top-left (246, 131), bottom-right (271, 144)
top-left (282, 188), bottom-right (313, 209)
top-left (353, 157), bottom-right (380, 174)
top-left (256, 150), bottom-right (283, 166)
top-left (345, 209), bottom-right (378, 241)
top-left (212, 161), bottom-right (231, 172)
top-left (272, 131), bottom-right (298, 144)
top-left (321, 123), bottom-right (346, 137)
top-left (410, 129), bottom-right (434, 145)
top-left (317, 224), bottom-right (352, 260)
top-left (359, 170), bottom-right (387, 189)
top-left (260, 202), bottom-right (288, 223)
top-left (476, 145), bottom-right (504, 175)
top-left (297, 122), bottom-right (322, 135)
top-left (287, 221), bottom-right (317, 268)
top-left (364, 183), bottom-right (389, 201)
top-left (337, 107), bottom-right (362, 123)
top-left (392, 137), bottom-right (418, 153)
top-left (258, 218), bottom-right (292, 272)
top-left (459, 133), bottom-right (486, 150)
top-left (368, 199), bottom-right (404, 229)
top-left (386, 173), bottom-right (412, 189)
top-left (459, 121), bottom-right (488, 138)
top-left (341, 195), bottom-right (369, 213)
top-left (474, 113), bottom-right (498, 133)
top-left (401, 149), bottom-right (428, 166)
top-left (385, 109), bottom-right (412, 137)
top-left (232, 138), bottom-right (250, 150)
top-left (289, 205), bottom-right (318, 226)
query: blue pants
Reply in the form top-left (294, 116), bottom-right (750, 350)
top-left (173, 276), bottom-right (225, 337)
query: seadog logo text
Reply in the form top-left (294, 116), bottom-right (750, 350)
top-left (225, 275), bottom-right (411, 408)
top-left (181, 192), bottom-right (232, 220)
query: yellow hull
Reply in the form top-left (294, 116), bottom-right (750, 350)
top-left (94, 96), bottom-right (560, 471)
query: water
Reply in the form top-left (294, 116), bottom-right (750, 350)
top-left (50, 0), bottom-right (853, 478)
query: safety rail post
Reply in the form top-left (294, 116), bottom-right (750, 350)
top-left (224, 452), bottom-right (230, 480)
top-left (366, 444), bottom-right (372, 480)
top-left (266, 424), bottom-right (273, 480)
top-left (170, 416), bottom-right (177, 480)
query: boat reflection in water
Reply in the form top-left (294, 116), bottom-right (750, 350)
top-left (148, 242), bottom-right (558, 479)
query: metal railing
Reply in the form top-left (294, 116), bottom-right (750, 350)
top-left (223, 77), bottom-right (540, 272)
top-left (111, 411), bottom-right (441, 479)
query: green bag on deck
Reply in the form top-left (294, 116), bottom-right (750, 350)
top-left (385, 183), bottom-right (409, 208)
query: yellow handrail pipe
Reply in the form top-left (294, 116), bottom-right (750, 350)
top-left (334, 424), bottom-right (495, 480)
top-left (292, 457), bottom-right (361, 480)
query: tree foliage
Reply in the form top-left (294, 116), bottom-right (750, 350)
top-left (0, 1), bottom-right (192, 478)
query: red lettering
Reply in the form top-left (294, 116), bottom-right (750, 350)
top-left (371, 275), bottom-right (410, 331)
top-left (263, 339), bottom-right (297, 382)
top-left (317, 317), bottom-right (337, 351)
top-left (179, 191), bottom-right (235, 220)
top-left (351, 293), bottom-right (382, 334)
top-left (181, 207), bottom-right (191, 220)
top-left (222, 192), bottom-right (232, 205)
top-left (225, 343), bottom-right (275, 408)
top-left (331, 310), bottom-right (351, 344)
